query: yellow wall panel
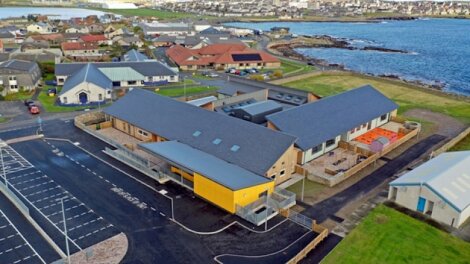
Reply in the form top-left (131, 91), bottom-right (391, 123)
top-left (193, 173), bottom-right (236, 213)
top-left (233, 181), bottom-right (275, 208)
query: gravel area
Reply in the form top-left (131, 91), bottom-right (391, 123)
top-left (68, 233), bottom-right (128, 264)
top-left (404, 108), bottom-right (466, 137)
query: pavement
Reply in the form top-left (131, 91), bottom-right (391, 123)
top-left (0, 119), bottom-right (317, 264)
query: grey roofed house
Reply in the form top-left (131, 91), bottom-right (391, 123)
top-left (140, 22), bottom-right (192, 35)
top-left (234, 100), bottom-right (282, 117)
top-left (0, 31), bottom-right (15, 39)
top-left (60, 63), bottom-right (112, 95)
top-left (390, 151), bottom-right (470, 212)
top-left (122, 49), bottom-right (149, 62)
top-left (104, 89), bottom-right (297, 176)
top-left (266, 85), bottom-right (398, 151)
top-left (140, 141), bottom-right (271, 190)
top-left (55, 61), bottom-right (177, 79)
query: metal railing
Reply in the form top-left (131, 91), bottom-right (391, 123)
top-left (270, 187), bottom-right (296, 210)
top-left (236, 196), bottom-right (277, 226)
top-left (289, 210), bottom-right (314, 230)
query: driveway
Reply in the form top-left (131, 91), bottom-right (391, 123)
top-left (404, 109), bottom-right (466, 137)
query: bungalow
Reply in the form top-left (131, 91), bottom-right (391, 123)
top-left (100, 89), bottom-right (298, 215)
top-left (166, 43), bottom-right (280, 71)
top-left (0, 31), bottom-right (17, 44)
top-left (58, 63), bottom-right (113, 105)
top-left (266, 85), bottom-right (398, 164)
top-left (61, 42), bottom-right (101, 59)
top-left (25, 34), bottom-right (65, 46)
top-left (65, 26), bottom-right (90, 34)
top-left (114, 36), bottom-right (144, 48)
top-left (389, 151), bottom-right (470, 228)
top-left (55, 60), bottom-right (178, 87)
top-left (0, 60), bottom-right (41, 95)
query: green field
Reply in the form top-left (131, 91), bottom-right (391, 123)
top-left (156, 86), bottom-right (218, 97)
top-left (449, 135), bottom-right (470, 151)
top-left (0, 116), bottom-right (9, 123)
top-left (279, 58), bottom-right (316, 75)
top-left (283, 72), bottom-right (470, 124)
top-left (323, 205), bottom-right (470, 264)
top-left (3, 90), bottom-right (34, 101)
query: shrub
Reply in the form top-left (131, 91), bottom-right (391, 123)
top-left (249, 74), bottom-right (265, 81)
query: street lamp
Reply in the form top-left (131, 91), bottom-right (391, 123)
top-left (183, 76), bottom-right (187, 101)
top-left (0, 141), bottom-right (8, 190)
top-left (57, 197), bottom-right (71, 264)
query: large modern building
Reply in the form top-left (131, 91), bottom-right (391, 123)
top-left (266, 85), bottom-right (398, 164)
top-left (101, 89), bottom-right (298, 214)
top-left (389, 151), bottom-right (470, 228)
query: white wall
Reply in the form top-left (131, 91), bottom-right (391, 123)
top-left (302, 135), bottom-right (341, 164)
top-left (389, 185), bottom-right (463, 227)
top-left (343, 112), bottom-right (391, 142)
top-left (59, 82), bottom-right (111, 105)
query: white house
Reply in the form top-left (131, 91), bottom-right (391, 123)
top-left (59, 63), bottom-right (113, 105)
top-left (27, 22), bottom-right (53, 34)
top-left (389, 151), bottom-right (470, 228)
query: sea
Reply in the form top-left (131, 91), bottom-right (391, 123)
top-left (0, 7), bottom-right (105, 20)
top-left (226, 19), bottom-right (470, 96)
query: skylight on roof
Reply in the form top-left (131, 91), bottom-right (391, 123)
top-left (230, 145), bottom-right (240, 152)
top-left (212, 138), bottom-right (222, 145)
top-left (193, 130), bottom-right (202, 137)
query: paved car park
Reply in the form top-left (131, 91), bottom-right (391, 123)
top-left (0, 209), bottom-right (46, 264)
top-left (0, 141), bottom-right (119, 256)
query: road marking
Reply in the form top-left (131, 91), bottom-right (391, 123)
top-left (0, 209), bottom-right (46, 264)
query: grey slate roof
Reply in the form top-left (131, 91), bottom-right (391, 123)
top-left (266, 85), bottom-right (398, 151)
top-left (104, 89), bottom-right (297, 176)
top-left (60, 63), bottom-right (112, 95)
top-left (140, 141), bottom-right (271, 190)
top-left (55, 61), bottom-right (176, 78)
top-left (390, 151), bottom-right (470, 212)
top-left (122, 49), bottom-right (149, 62)
top-left (0, 59), bottom-right (37, 72)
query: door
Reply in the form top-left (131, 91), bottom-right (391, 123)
top-left (79, 92), bottom-right (88, 104)
top-left (417, 197), bottom-right (426, 213)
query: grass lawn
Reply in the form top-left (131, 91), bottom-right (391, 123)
top-left (323, 204), bottom-right (470, 264)
top-left (3, 90), bottom-right (34, 101)
top-left (449, 135), bottom-right (470, 151)
top-left (283, 72), bottom-right (470, 124)
top-left (286, 179), bottom-right (326, 199)
top-left (192, 73), bottom-right (214, 80)
top-left (156, 86), bottom-right (218, 97)
top-left (44, 73), bottom-right (55, 81)
top-left (279, 58), bottom-right (316, 76)
top-left (0, 116), bottom-right (9, 123)
top-left (159, 79), bottom-right (196, 87)
top-left (37, 87), bottom-right (96, 113)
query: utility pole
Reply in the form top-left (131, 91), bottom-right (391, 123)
top-left (0, 142), bottom-right (8, 190)
top-left (58, 197), bottom-right (71, 264)
top-left (265, 187), bottom-right (269, 231)
top-left (301, 176), bottom-right (305, 202)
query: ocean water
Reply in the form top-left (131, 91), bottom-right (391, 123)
top-left (0, 7), bottom-right (105, 19)
top-left (226, 19), bottom-right (470, 96)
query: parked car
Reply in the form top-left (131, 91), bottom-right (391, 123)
top-left (29, 105), bottom-right (40, 114)
top-left (208, 72), bottom-right (219, 78)
top-left (24, 99), bottom-right (34, 106)
top-left (234, 70), bottom-right (241, 75)
top-left (225, 67), bottom-right (236, 74)
top-left (239, 71), bottom-right (247, 76)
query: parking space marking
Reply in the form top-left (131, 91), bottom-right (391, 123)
top-left (0, 210), bottom-right (46, 264)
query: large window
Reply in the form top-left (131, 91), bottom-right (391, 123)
top-left (311, 144), bottom-right (323, 154)
top-left (138, 129), bottom-right (149, 137)
top-left (128, 80), bottom-right (137, 85)
top-left (325, 138), bottom-right (336, 148)
top-left (98, 94), bottom-right (102, 101)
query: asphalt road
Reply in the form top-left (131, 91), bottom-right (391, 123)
top-left (302, 134), bottom-right (447, 222)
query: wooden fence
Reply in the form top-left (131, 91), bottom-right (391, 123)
top-left (287, 223), bottom-right (329, 264)
top-left (432, 127), bottom-right (470, 156)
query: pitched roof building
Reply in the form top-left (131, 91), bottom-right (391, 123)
top-left (166, 43), bottom-right (280, 70)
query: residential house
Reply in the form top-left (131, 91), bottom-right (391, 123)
top-left (0, 40), bottom-right (3, 53)
top-left (66, 26), bottom-right (90, 34)
top-left (61, 42), bottom-right (101, 59)
top-left (266, 85), bottom-right (398, 164)
top-left (0, 60), bottom-right (41, 95)
top-left (58, 63), bottom-right (113, 105)
top-left (27, 22), bottom-right (54, 34)
top-left (121, 49), bottom-right (149, 62)
top-left (80, 35), bottom-right (110, 46)
top-left (87, 24), bottom-right (105, 34)
top-left (166, 43), bottom-right (280, 71)
top-left (25, 34), bottom-right (65, 46)
top-left (0, 31), bottom-right (16, 45)
top-left (55, 60), bottom-right (178, 87)
top-left (389, 151), bottom-right (470, 228)
top-left (114, 36), bottom-right (144, 48)
top-left (139, 22), bottom-right (193, 36)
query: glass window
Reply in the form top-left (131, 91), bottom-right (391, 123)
top-left (280, 170), bottom-right (286, 177)
top-left (325, 138), bottom-right (336, 147)
top-left (311, 144), bottom-right (322, 154)
top-left (380, 114), bottom-right (388, 121)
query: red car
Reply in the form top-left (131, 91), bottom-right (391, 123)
top-left (29, 105), bottom-right (40, 115)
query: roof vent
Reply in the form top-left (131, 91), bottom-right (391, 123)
top-left (193, 130), bottom-right (202, 137)
top-left (212, 138), bottom-right (222, 145)
top-left (230, 145), bottom-right (240, 152)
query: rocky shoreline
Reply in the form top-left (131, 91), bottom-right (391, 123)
top-left (268, 36), bottom-right (447, 92)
